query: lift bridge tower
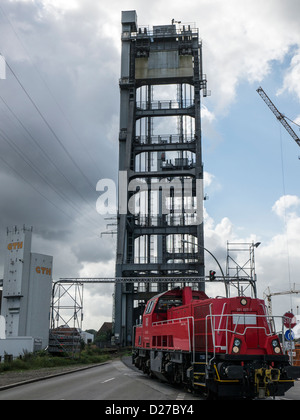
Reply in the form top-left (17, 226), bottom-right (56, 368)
top-left (115, 11), bottom-right (208, 345)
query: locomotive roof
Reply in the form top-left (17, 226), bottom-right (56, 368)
top-left (151, 286), bottom-right (208, 301)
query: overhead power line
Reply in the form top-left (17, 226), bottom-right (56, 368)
top-left (0, 92), bottom-right (100, 224)
top-left (0, 5), bottom-right (100, 180)
top-left (5, 60), bottom-right (97, 192)
top-left (0, 8), bottom-right (106, 235)
top-left (0, 148), bottom-right (101, 238)
top-left (0, 126), bottom-right (100, 231)
top-left (0, 3), bottom-right (102, 180)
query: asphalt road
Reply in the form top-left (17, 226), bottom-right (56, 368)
top-left (277, 381), bottom-right (300, 400)
top-left (0, 357), bottom-right (200, 401)
top-left (0, 357), bottom-right (298, 401)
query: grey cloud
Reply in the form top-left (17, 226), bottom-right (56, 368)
top-left (0, 0), bottom-right (121, 292)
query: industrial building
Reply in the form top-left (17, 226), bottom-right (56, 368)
top-left (114, 11), bottom-right (209, 346)
top-left (0, 226), bottom-right (53, 360)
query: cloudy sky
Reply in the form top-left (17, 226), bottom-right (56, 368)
top-left (0, 0), bottom-right (299, 331)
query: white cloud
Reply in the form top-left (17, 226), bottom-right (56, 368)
top-left (278, 50), bottom-right (300, 101)
top-left (194, 0), bottom-right (300, 111)
top-left (272, 195), bottom-right (300, 220)
top-left (79, 260), bottom-right (115, 279)
top-left (269, 196), bottom-right (300, 264)
top-left (204, 189), bottom-right (300, 318)
top-left (67, 260), bottom-right (116, 330)
top-left (201, 105), bottom-right (215, 124)
top-left (204, 212), bottom-right (235, 268)
top-left (9, 0), bottom-right (300, 113)
top-left (11, 0), bottom-right (79, 12)
top-left (204, 171), bottom-right (215, 189)
top-left (83, 288), bottom-right (114, 331)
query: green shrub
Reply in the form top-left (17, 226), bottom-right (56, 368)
top-left (0, 347), bottom-right (116, 374)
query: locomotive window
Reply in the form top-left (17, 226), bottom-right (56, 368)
top-left (155, 297), bottom-right (182, 312)
top-left (145, 300), bottom-right (155, 314)
top-left (232, 314), bottom-right (257, 325)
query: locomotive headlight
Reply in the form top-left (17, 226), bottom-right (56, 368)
top-left (240, 298), bottom-right (247, 306)
top-left (232, 338), bottom-right (241, 353)
top-left (272, 339), bottom-right (281, 354)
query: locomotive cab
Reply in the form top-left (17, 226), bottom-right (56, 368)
top-left (140, 288), bottom-right (208, 326)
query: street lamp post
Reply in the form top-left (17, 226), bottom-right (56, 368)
top-left (181, 240), bottom-right (226, 281)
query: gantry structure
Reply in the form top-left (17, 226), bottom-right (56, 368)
top-left (114, 11), bottom-right (208, 345)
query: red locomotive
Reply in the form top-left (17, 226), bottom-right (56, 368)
top-left (133, 286), bottom-right (300, 399)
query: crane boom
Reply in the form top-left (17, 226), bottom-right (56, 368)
top-left (257, 86), bottom-right (300, 148)
top-left (263, 285), bottom-right (300, 317)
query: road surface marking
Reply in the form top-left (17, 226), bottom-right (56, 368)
top-left (176, 393), bottom-right (185, 400)
top-left (101, 378), bottom-right (115, 384)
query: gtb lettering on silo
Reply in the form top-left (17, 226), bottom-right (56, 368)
top-left (35, 267), bottom-right (52, 276)
top-left (7, 242), bottom-right (23, 251)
